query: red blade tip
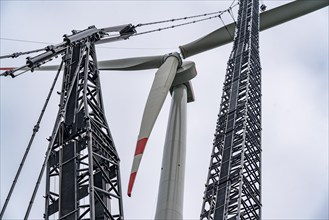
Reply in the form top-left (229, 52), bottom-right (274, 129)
top-left (128, 172), bottom-right (137, 197)
top-left (0, 68), bottom-right (14, 71)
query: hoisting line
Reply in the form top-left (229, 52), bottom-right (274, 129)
top-left (24, 46), bottom-right (86, 219)
top-left (0, 47), bottom-right (47, 59)
top-left (134, 12), bottom-right (228, 36)
top-left (133, 10), bottom-right (227, 28)
top-left (62, 6), bottom-right (239, 41)
top-left (133, 4), bottom-right (239, 37)
top-left (0, 2), bottom-right (239, 64)
top-left (0, 60), bottom-right (63, 219)
top-left (218, 14), bottom-right (233, 39)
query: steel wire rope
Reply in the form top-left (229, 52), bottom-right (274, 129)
top-left (0, 37), bottom-right (175, 53)
top-left (228, 6), bottom-right (237, 24)
top-left (0, 38), bottom-right (53, 59)
top-left (133, 0), bottom-right (237, 29)
top-left (217, 2), bottom-right (239, 42)
top-left (229, 0), bottom-right (237, 9)
top-left (218, 14), bottom-right (234, 39)
top-left (24, 46), bottom-right (86, 219)
top-left (130, 2), bottom-right (239, 37)
top-left (0, 47), bottom-right (47, 59)
top-left (0, 1), bottom-right (238, 60)
top-left (0, 59), bottom-right (64, 219)
top-left (1, 0), bottom-right (238, 217)
top-left (0, 37), bottom-right (53, 45)
top-left (98, 11), bottom-right (228, 38)
top-left (133, 12), bottom-right (227, 36)
top-left (133, 9), bottom-right (226, 28)
top-left (0, 37), bottom-right (176, 51)
top-left (0, 55), bottom-right (62, 78)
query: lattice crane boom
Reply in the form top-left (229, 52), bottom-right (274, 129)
top-left (0, 1), bottom-right (327, 219)
top-left (200, 0), bottom-right (261, 219)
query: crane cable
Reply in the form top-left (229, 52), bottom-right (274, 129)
top-left (0, 1), bottom-right (238, 217)
top-left (218, 14), bottom-right (233, 39)
top-left (133, 9), bottom-right (227, 28)
top-left (0, 47), bottom-right (47, 59)
top-left (228, 7), bottom-right (237, 24)
top-left (0, 2), bottom-right (238, 61)
top-left (133, 0), bottom-right (238, 29)
top-left (102, 4), bottom-right (238, 39)
top-left (0, 60), bottom-right (63, 219)
top-left (131, 3), bottom-right (239, 37)
top-left (134, 11), bottom-right (230, 37)
top-left (23, 45), bottom-right (87, 218)
top-left (0, 5), bottom-right (237, 78)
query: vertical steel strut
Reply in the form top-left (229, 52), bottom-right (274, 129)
top-left (200, 0), bottom-right (262, 219)
top-left (44, 40), bottom-right (124, 219)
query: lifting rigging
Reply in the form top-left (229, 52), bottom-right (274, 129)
top-left (0, 1), bottom-right (328, 219)
top-left (0, 7), bottom-right (238, 219)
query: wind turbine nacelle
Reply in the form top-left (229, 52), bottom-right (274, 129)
top-left (170, 61), bottom-right (197, 103)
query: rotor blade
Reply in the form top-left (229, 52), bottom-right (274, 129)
top-left (179, 0), bottom-right (329, 58)
top-left (128, 53), bottom-right (181, 197)
top-left (0, 65), bottom-right (60, 72)
top-left (0, 55), bottom-right (165, 74)
top-left (98, 55), bottom-right (164, 70)
top-left (0, 67), bottom-right (15, 71)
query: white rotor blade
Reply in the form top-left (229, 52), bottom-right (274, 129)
top-left (128, 53), bottom-right (181, 197)
top-left (98, 55), bottom-right (164, 70)
top-left (179, 0), bottom-right (329, 58)
top-left (0, 55), bottom-right (165, 73)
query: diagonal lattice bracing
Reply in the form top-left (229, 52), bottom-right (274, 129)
top-left (45, 41), bottom-right (124, 220)
top-left (200, 0), bottom-right (261, 219)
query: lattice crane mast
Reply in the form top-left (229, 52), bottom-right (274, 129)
top-left (0, 1), bottom-right (327, 220)
top-left (1, 24), bottom-right (136, 220)
top-left (200, 0), bottom-right (262, 218)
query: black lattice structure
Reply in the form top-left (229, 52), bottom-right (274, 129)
top-left (200, 0), bottom-right (262, 219)
top-left (44, 40), bottom-right (124, 219)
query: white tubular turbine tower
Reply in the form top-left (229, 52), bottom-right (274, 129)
top-left (0, 1), bottom-right (328, 220)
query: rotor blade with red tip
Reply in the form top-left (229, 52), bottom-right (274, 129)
top-left (1, 55), bottom-right (165, 73)
top-left (0, 67), bottom-right (15, 71)
top-left (0, 65), bottom-right (60, 72)
top-left (128, 54), bottom-right (181, 197)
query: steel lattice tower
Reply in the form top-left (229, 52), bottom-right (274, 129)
top-left (44, 39), bottom-right (124, 219)
top-left (200, 0), bottom-right (261, 219)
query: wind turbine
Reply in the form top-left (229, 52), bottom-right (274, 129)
top-left (80, 53), bottom-right (198, 219)
top-left (1, 47), bottom-right (198, 218)
top-left (0, 1), bottom-right (327, 219)
top-left (2, 0), bottom-right (327, 76)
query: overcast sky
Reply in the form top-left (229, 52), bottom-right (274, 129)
top-left (0, 1), bottom-right (328, 220)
